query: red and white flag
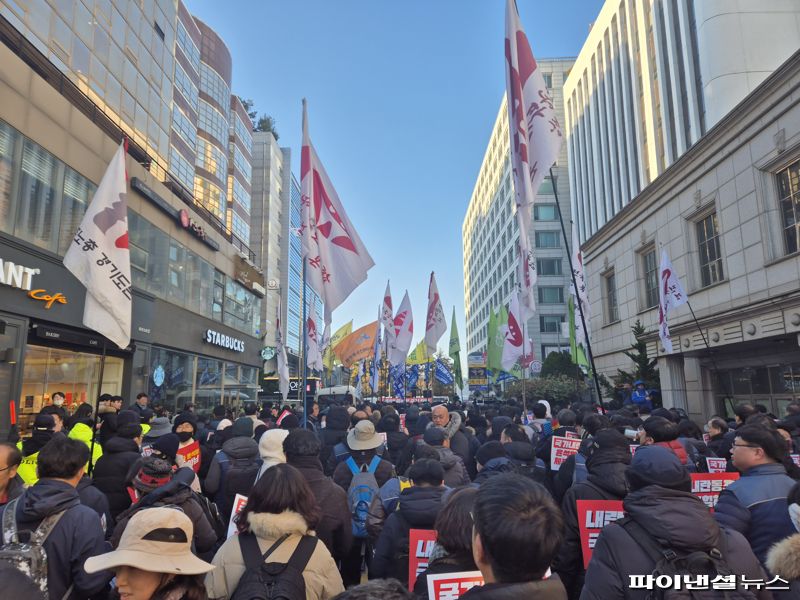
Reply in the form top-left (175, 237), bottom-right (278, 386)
top-left (388, 291), bottom-right (413, 366)
top-left (276, 297), bottom-right (290, 402)
top-left (381, 280), bottom-right (395, 349)
top-left (571, 222), bottom-right (590, 340)
top-left (658, 250), bottom-right (688, 353)
top-left (63, 142), bottom-right (132, 350)
top-left (425, 272), bottom-right (446, 355)
top-left (306, 298), bottom-right (324, 371)
top-left (300, 101), bottom-right (374, 327)
top-left (505, 0), bottom-right (563, 319)
top-left (501, 291), bottom-right (532, 371)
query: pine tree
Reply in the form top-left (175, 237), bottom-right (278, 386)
top-left (615, 320), bottom-right (659, 388)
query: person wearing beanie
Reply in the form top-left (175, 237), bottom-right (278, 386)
top-left (172, 412), bottom-right (201, 472)
top-left (113, 459), bottom-right (218, 556)
top-left (255, 428), bottom-right (290, 481)
top-left (377, 413), bottom-right (409, 467)
top-left (17, 413), bottom-right (60, 485)
top-left (319, 406), bottom-right (350, 476)
top-left (423, 427), bottom-right (470, 487)
top-left (714, 423), bottom-right (797, 565)
top-left (203, 417), bottom-right (261, 521)
top-left (371, 458), bottom-right (446, 582)
top-left (472, 441), bottom-right (513, 486)
top-left (554, 428), bottom-right (631, 600)
top-left (91, 414), bottom-right (143, 520)
top-left (283, 429), bottom-right (352, 563)
top-left (582, 446), bottom-right (769, 600)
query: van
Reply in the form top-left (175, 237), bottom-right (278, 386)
top-left (316, 385), bottom-right (360, 406)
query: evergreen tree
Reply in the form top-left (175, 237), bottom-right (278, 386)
top-left (615, 320), bottom-right (659, 388)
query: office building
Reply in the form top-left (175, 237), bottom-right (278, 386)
top-left (463, 58), bottom-right (575, 366)
top-left (565, 0), bottom-right (800, 241)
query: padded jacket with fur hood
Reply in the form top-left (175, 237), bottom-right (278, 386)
top-left (766, 533), bottom-right (800, 598)
top-left (205, 510), bottom-right (344, 600)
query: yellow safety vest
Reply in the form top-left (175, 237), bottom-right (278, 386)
top-left (140, 423), bottom-right (151, 437)
top-left (16, 441), bottom-right (39, 485)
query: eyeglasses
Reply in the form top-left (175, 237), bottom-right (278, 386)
top-left (732, 443), bottom-right (760, 449)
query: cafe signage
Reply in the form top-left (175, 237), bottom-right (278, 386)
top-left (204, 328), bottom-right (246, 353)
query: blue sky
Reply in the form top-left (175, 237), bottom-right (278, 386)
top-left (188, 0), bottom-right (604, 360)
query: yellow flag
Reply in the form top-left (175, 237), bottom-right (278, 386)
top-left (406, 339), bottom-right (431, 365)
top-left (323, 321), bottom-right (353, 368)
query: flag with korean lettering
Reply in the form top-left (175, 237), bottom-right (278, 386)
top-left (571, 221), bottom-right (590, 338)
top-left (381, 280), bottom-right (395, 349)
top-left (300, 102), bottom-right (374, 326)
top-left (63, 142), bottom-right (132, 349)
top-left (658, 250), bottom-right (688, 353)
top-left (388, 291), bottom-right (413, 366)
top-left (505, 0), bottom-right (562, 319)
top-left (425, 272), bottom-right (446, 355)
top-left (306, 298), bottom-right (324, 371)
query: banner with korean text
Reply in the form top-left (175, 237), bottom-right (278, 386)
top-left (409, 529), bottom-right (437, 588)
top-left (551, 436), bottom-right (582, 471)
top-left (577, 500), bottom-right (625, 568)
top-left (691, 473), bottom-right (739, 511)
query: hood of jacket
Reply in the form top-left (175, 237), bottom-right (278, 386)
top-left (442, 411), bottom-right (463, 440)
top-left (436, 447), bottom-right (461, 470)
top-left (17, 479), bottom-right (80, 522)
top-left (103, 436), bottom-right (140, 455)
top-left (247, 510), bottom-right (310, 539)
top-left (586, 462), bottom-right (629, 497)
top-left (386, 430), bottom-right (409, 452)
top-left (482, 456), bottom-right (513, 474)
top-left (398, 485), bottom-right (446, 528)
top-left (325, 407), bottom-right (349, 431)
top-left (222, 436), bottom-right (260, 460)
top-left (767, 533), bottom-right (800, 580)
top-left (504, 441), bottom-right (536, 464)
top-left (624, 485), bottom-right (720, 551)
top-left (259, 429), bottom-right (289, 464)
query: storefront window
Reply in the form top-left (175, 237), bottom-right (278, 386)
top-left (149, 347), bottom-right (194, 417)
top-left (194, 357), bottom-right (223, 413)
top-left (19, 345), bottom-right (123, 434)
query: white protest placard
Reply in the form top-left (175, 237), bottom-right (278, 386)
top-left (227, 493), bottom-right (248, 538)
top-left (705, 457), bottom-right (727, 473)
top-left (427, 570), bottom-right (484, 600)
top-left (551, 436), bottom-right (582, 471)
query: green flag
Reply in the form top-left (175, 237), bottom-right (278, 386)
top-left (449, 306), bottom-right (463, 389)
top-left (569, 295), bottom-right (591, 372)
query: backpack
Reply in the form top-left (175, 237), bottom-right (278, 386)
top-left (217, 452), bottom-right (262, 521)
top-left (619, 517), bottom-right (759, 600)
top-left (0, 497), bottom-right (70, 597)
top-left (572, 452), bottom-right (588, 485)
top-left (231, 532), bottom-right (317, 600)
top-left (346, 455), bottom-right (381, 538)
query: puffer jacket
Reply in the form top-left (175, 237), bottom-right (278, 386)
top-left (203, 436), bottom-right (261, 522)
top-left (205, 510), bottom-right (344, 600)
top-left (77, 475), bottom-right (114, 538)
top-left (385, 430), bottom-right (410, 467)
top-left (68, 422), bottom-right (103, 471)
top-left (580, 485), bottom-right (771, 600)
top-left (91, 436), bottom-right (141, 519)
top-left (0, 479), bottom-right (111, 600)
top-left (473, 456), bottom-right (515, 486)
top-left (320, 407), bottom-right (349, 475)
top-left (714, 462), bottom-right (796, 564)
top-left (554, 461), bottom-right (629, 600)
top-left (766, 533), bottom-right (800, 596)
top-left (462, 578), bottom-right (567, 600)
top-left (434, 446), bottom-right (470, 487)
top-left (370, 485), bottom-right (447, 581)
top-left (413, 550), bottom-right (477, 599)
top-left (436, 412), bottom-right (476, 477)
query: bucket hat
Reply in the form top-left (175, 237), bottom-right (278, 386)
top-left (346, 419), bottom-right (383, 451)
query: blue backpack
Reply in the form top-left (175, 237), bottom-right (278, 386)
top-left (345, 455), bottom-right (381, 538)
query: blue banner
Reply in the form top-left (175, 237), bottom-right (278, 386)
top-left (434, 358), bottom-right (455, 385)
top-left (391, 364), bottom-right (405, 397)
top-left (406, 364), bottom-right (419, 389)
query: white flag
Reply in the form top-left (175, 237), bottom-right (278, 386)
top-left (505, 0), bottom-right (563, 320)
top-left (306, 298), bottom-right (324, 371)
top-left (381, 280), bottom-right (395, 349)
top-left (658, 250), bottom-right (688, 353)
top-left (388, 291), bottom-right (413, 366)
top-left (355, 360), bottom-right (365, 396)
top-left (571, 222), bottom-right (590, 339)
top-left (424, 272), bottom-right (446, 355)
top-left (63, 142), bottom-right (132, 349)
top-left (501, 291), bottom-right (532, 371)
top-left (300, 102), bottom-right (374, 328)
top-left (276, 298), bottom-right (290, 402)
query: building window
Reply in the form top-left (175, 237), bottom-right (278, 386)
top-left (15, 139), bottom-right (60, 251)
top-left (777, 160), bottom-right (800, 255)
top-left (535, 231), bottom-right (560, 248)
top-left (540, 315), bottom-right (565, 333)
top-left (696, 213), bottom-right (724, 287)
top-left (605, 271), bottom-right (619, 323)
top-left (642, 248), bottom-right (658, 308)
top-left (534, 204), bottom-right (557, 221)
top-left (537, 258), bottom-right (562, 276)
top-left (538, 286), bottom-right (564, 304)
top-left (542, 73), bottom-right (553, 89)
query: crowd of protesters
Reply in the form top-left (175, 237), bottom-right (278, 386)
top-left (3, 390), bottom-right (800, 599)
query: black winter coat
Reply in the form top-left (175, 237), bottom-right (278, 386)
top-left (319, 427), bottom-right (349, 476)
top-left (462, 578), bottom-right (567, 600)
top-left (435, 447), bottom-right (471, 487)
top-left (203, 436), bottom-right (261, 521)
top-left (0, 479), bottom-right (112, 600)
top-left (91, 436), bottom-right (141, 519)
top-left (554, 461), bottom-right (628, 600)
top-left (473, 456), bottom-right (515, 486)
top-left (288, 456), bottom-right (353, 562)
top-left (580, 485), bottom-right (771, 600)
top-left (414, 552), bottom-right (477, 599)
top-left (385, 430), bottom-right (410, 467)
top-left (371, 485), bottom-right (446, 582)
top-left (77, 475), bottom-right (114, 538)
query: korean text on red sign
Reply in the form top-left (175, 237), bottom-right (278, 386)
top-left (705, 457), bottom-right (727, 473)
top-left (691, 473), bottom-right (740, 510)
top-left (427, 571), bottom-right (485, 600)
top-left (576, 499), bottom-right (625, 568)
top-left (408, 529), bottom-right (437, 588)
top-left (551, 436), bottom-right (582, 471)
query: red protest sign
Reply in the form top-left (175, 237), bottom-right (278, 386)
top-left (226, 493), bottom-right (248, 538)
top-left (426, 571), bottom-right (484, 600)
top-left (551, 436), bottom-right (582, 471)
top-left (409, 529), bottom-right (437, 588)
top-left (705, 457), bottom-right (727, 473)
top-left (176, 439), bottom-right (201, 473)
top-left (792, 454), bottom-right (800, 467)
top-left (577, 500), bottom-right (625, 568)
top-left (691, 473), bottom-right (739, 511)
top-left (565, 430), bottom-right (581, 439)
top-left (630, 444), bottom-right (639, 455)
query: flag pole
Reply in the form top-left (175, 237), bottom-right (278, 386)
top-left (549, 167), bottom-right (605, 412)
top-left (300, 260), bottom-right (308, 427)
top-left (87, 341), bottom-right (106, 476)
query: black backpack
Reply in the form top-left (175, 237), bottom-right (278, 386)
top-left (231, 532), bottom-right (317, 600)
top-left (218, 455), bottom-right (261, 521)
top-left (620, 518), bottom-right (759, 600)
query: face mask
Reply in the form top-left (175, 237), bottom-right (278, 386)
top-left (53, 398), bottom-right (64, 407)
top-left (177, 431), bottom-right (193, 443)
